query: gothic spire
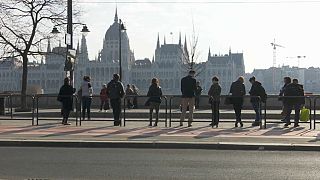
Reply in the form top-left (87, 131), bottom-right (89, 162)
top-left (114, 7), bottom-right (118, 23)
top-left (156, 33), bottom-right (160, 49)
top-left (179, 32), bottom-right (182, 46)
top-left (47, 39), bottom-right (51, 53)
top-left (164, 35), bottom-right (166, 45)
top-left (80, 35), bottom-right (89, 62)
top-left (208, 47), bottom-right (211, 58)
top-left (76, 40), bottom-right (80, 54)
top-left (184, 35), bottom-right (188, 52)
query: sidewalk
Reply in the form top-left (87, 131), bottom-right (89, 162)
top-left (0, 120), bottom-right (319, 150)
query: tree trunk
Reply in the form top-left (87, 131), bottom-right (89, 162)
top-left (20, 55), bottom-right (28, 109)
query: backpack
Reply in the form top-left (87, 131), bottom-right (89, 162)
top-left (259, 86), bottom-right (267, 103)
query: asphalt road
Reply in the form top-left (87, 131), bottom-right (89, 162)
top-left (0, 147), bottom-right (319, 180)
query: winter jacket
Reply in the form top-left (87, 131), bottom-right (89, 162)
top-left (249, 81), bottom-right (267, 103)
top-left (181, 75), bottom-right (197, 98)
top-left (100, 88), bottom-right (108, 101)
top-left (195, 85), bottom-right (203, 96)
top-left (81, 80), bottom-right (93, 97)
top-left (107, 80), bottom-right (125, 100)
top-left (283, 83), bottom-right (305, 105)
top-left (58, 85), bottom-right (76, 111)
top-left (208, 83), bottom-right (221, 102)
top-left (147, 84), bottom-right (163, 103)
top-left (229, 80), bottom-right (246, 105)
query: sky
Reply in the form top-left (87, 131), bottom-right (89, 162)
top-left (71, 0), bottom-right (320, 73)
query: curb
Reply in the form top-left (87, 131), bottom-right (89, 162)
top-left (1, 139), bottom-right (320, 151)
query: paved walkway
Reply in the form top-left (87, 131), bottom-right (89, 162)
top-left (0, 120), bottom-right (319, 147)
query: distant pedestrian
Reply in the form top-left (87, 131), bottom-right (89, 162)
top-left (132, 84), bottom-right (139, 109)
top-left (57, 77), bottom-right (75, 125)
top-left (283, 78), bottom-right (305, 128)
top-left (195, 81), bottom-right (203, 109)
top-left (279, 77), bottom-right (292, 122)
top-left (125, 84), bottom-right (134, 109)
top-left (229, 76), bottom-right (246, 128)
top-left (249, 76), bottom-right (267, 127)
top-left (208, 76), bottom-right (221, 128)
top-left (80, 76), bottom-right (93, 121)
top-left (99, 84), bottom-right (109, 112)
top-left (107, 74), bottom-right (125, 126)
top-left (147, 78), bottom-right (163, 127)
top-left (180, 70), bottom-right (197, 127)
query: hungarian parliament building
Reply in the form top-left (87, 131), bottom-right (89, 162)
top-left (0, 10), bottom-right (245, 95)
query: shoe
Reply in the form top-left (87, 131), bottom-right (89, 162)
top-left (240, 122), bottom-right (244, 128)
top-left (209, 123), bottom-right (213, 127)
top-left (179, 123), bottom-right (183, 127)
top-left (188, 124), bottom-right (192, 127)
top-left (252, 122), bottom-right (260, 127)
top-left (63, 123), bottom-right (71, 125)
top-left (294, 124), bottom-right (300, 128)
top-left (281, 119), bottom-right (286, 122)
top-left (284, 122), bottom-right (291, 128)
top-left (153, 124), bottom-right (158, 127)
top-left (235, 122), bottom-right (238, 128)
top-left (148, 123), bottom-right (152, 127)
top-left (213, 123), bottom-right (218, 128)
top-left (99, 110), bottom-right (102, 112)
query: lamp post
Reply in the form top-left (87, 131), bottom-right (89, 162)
top-left (51, 0), bottom-right (89, 87)
top-left (119, 19), bottom-right (126, 82)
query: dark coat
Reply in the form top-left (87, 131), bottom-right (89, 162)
top-left (147, 84), bottom-right (163, 103)
top-left (195, 85), bottom-right (203, 96)
top-left (229, 80), bottom-right (246, 105)
top-left (249, 81), bottom-right (267, 103)
top-left (208, 83), bottom-right (221, 102)
top-left (181, 75), bottom-right (197, 98)
top-left (107, 80), bottom-right (125, 100)
top-left (283, 83), bottom-right (305, 105)
top-left (58, 85), bottom-right (75, 111)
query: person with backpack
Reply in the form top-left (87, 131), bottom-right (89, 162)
top-left (283, 78), bottom-right (305, 128)
top-left (249, 76), bottom-right (267, 127)
top-left (125, 84), bottom-right (134, 109)
top-left (107, 74), bottom-right (125, 126)
top-left (146, 78), bottom-right (163, 127)
top-left (99, 84), bottom-right (109, 112)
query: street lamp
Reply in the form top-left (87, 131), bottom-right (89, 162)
top-left (119, 19), bottom-right (126, 82)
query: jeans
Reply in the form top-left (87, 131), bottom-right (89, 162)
top-left (149, 102), bottom-right (160, 125)
top-left (195, 96), bottom-right (200, 109)
top-left (100, 100), bottom-right (109, 111)
top-left (211, 101), bottom-right (220, 125)
top-left (284, 104), bottom-right (301, 125)
top-left (110, 98), bottom-right (122, 126)
top-left (232, 98), bottom-right (243, 123)
top-left (252, 101), bottom-right (262, 122)
top-left (180, 97), bottom-right (195, 125)
top-left (82, 96), bottom-right (92, 120)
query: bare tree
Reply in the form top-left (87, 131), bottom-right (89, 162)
top-left (180, 22), bottom-right (206, 77)
top-left (0, 0), bottom-right (71, 109)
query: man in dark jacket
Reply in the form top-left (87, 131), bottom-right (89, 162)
top-left (279, 77), bottom-right (291, 122)
top-left (180, 70), bottom-right (197, 127)
top-left (249, 77), bottom-right (267, 127)
top-left (230, 76), bottom-right (246, 127)
top-left (283, 78), bottom-right (305, 128)
top-left (107, 74), bottom-right (125, 126)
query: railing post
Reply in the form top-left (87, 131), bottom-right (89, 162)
top-left (169, 96), bottom-right (173, 127)
top-left (10, 94), bottom-right (13, 120)
top-left (165, 96), bottom-right (168, 128)
top-left (314, 97), bottom-right (317, 130)
top-left (36, 95), bottom-right (39, 126)
top-left (32, 96), bottom-right (35, 126)
top-left (309, 97), bottom-right (312, 130)
top-left (123, 97), bottom-right (126, 127)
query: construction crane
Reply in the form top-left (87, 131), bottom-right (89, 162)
top-left (271, 39), bottom-right (285, 67)
top-left (286, 56), bottom-right (306, 68)
top-left (271, 39), bottom-right (284, 92)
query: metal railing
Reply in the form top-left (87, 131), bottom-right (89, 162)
top-left (123, 95), bottom-right (168, 127)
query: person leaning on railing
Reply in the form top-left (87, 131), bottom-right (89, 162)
top-left (57, 77), bottom-right (76, 125)
top-left (229, 76), bottom-right (246, 128)
top-left (146, 78), bottom-right (163, 127)
top-left (208, 76), bottom-right (221, 128)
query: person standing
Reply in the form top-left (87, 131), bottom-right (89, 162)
top-left (57, 77), bottom-right (75, 125)
top-left (208, 76), bottom-right (221, 128)
top-left (180, 70), bottom-right (197, 127)
top-left (147, 78), bottom-right (163, 127)
top-left (279, 77), bottom-right (291, 122)
top-left (80, 76), bottom-right (93, 121)
top-left (229, 76), bottom-right (246, 128)
top-left (195, 81), bottom-right (203, 109)
top-left (107, 74), bottom-right (125, 126)
top-left (99, 84), bottom-right (109, 112)
top-left (249, 77), bottom-right (267, 127)
top-left (125, 84), bottom-right (134, 109)
top-left (283, 78), bottom-right (305, 128)
top-left (132, 85), bottom-right (139, 109)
